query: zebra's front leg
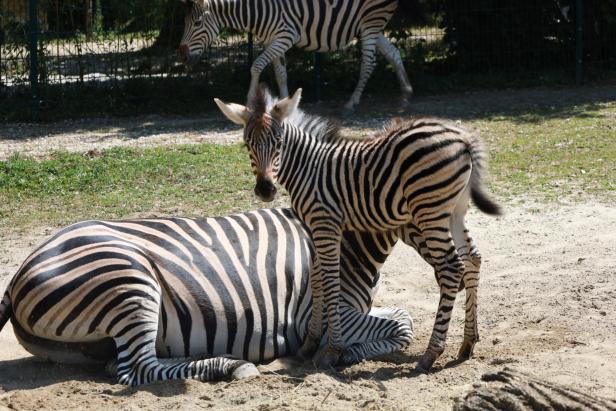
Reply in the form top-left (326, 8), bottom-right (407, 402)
top-left (344, 32), bottom-right (378, 113)
top-left (310, 225), bottom-right (344, 368)
top-left (297, 257), bottom-right (325, 359)
top-left (247, 35), bottom-right (297, 103)
top-left (272, 55), bottom-right (289, 98)
top-left (336, 306), bottom-right (414, 365)
top-left (416, 225), bottom-right (465, 373)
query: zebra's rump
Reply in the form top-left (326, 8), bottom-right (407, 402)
top-left (6, 209), bottom-right (315, 363)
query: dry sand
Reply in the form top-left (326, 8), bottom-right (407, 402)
top-left (1, 201), bottom-right (615, 410)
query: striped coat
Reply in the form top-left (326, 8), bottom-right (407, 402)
top-left (0, 208), bottom-right (413, 385)
top-left (215, 86), bottom-right (501, 372)
top-left (178, 0), bottom-right (413, 111)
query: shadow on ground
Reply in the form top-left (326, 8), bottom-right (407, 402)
top-left (1, 83), bottom-right (614, 142)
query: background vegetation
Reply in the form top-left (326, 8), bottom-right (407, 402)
top-left (1, 0), bottom-right (615, 121)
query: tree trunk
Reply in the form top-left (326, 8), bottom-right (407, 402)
top-left (85, 0), bottom-right (93, 40)
top-left (455, 367), bottom-right (616, 411)
top-left (151, 0), bottom-right (185, 51)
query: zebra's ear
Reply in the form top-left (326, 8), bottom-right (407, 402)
top-left (272, 88), bottom-right (302, 122)
top-left (214, 98), bottom-right (251, 126)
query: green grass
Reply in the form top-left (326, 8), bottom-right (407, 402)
top-left (0, 144), bottom-right (274, 231)
top-left (1, 94), bottom-right (614, 231)
top-left (472, 106), bottom-right (616, 202)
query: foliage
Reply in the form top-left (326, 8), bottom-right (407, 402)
top-left (0, 144), bottom-right (267, 229)
top-left (438, 0), bottom-right (572, 71)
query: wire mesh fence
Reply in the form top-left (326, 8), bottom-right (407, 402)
top-left (1, 0), bottom-right (614, 121)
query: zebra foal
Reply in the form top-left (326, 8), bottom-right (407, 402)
top-left (179, 0), bottom-right (413, 111)
top-left (215, 87), bottom-right (502, 371)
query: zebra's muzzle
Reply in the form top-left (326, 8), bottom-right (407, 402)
top-left (254, 178), bottom-right (277, 202)
top-left (178, 44), bottom-right (200, 65)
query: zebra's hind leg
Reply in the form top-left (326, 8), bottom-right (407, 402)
top-left (272, 56), bottom-right (289, 98)
top-left (416, 221), bottom-right (465, 373)
top-left (376, 34), bottom-right (413, 102)
top-left (344, 32), bottom-right (379, 113)
top-left (337, 306), bottom-right (414, 365)
top-left (109, 298), bottom-right (258, 385)
top-left (452, 212), bottom-right (482, 361)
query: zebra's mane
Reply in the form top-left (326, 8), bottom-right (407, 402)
top-left (250, 85), bottom-right (342, 142)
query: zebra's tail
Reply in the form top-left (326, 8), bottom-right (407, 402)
top-left (468, 135), bottom-right (503, 216)
top-left (0, 290), bottom-right (12, 333)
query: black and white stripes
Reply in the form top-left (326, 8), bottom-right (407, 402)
top-left (0, 208), bottom-right (413, 385)
top-left (178, 0), bottom-right (413, 111)
top-left (215, 86), bottom-right (501, 371)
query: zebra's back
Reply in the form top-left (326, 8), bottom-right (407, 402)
top-left (9, 208), bottom-right (313, 363)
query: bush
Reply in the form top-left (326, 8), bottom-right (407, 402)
top-left (439, 0), bottom-right (572, 72)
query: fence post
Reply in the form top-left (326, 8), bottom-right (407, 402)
top-left (28, 0), bottom-right (39, 120)
top-left (575, 0), bottom-right (584, 85)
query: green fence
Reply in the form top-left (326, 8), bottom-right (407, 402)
top-left (1, 0), bottom-right (614, 121)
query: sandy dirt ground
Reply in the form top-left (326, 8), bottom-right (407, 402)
top-left (1, 86), bottom-right (615, 409)
top-left (1, 200), bottom-right (615, 410)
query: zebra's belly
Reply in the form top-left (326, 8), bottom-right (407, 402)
top-left (155, 309), bottom-right (304, 363)
top-left (295, 31), bottom-right (357, 52)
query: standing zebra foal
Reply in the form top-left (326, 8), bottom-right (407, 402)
top-left (215, 87), bottom-right (502, 371)
top-left (179, 0), bottom-right (413, 111)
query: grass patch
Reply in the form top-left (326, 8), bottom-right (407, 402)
top-left (1, 96), bottom-right (614, 231)
top-left (0, 144), bottom-right (278, 231)
top-left (472, 103), bottom-right (616, 202)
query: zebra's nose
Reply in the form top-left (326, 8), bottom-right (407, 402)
top-left (178, 44), bottom-right (190, 62)
top-left (255, 179), bottom-right (277, 203)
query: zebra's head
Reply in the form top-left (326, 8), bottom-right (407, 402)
top-left (178, 0), bottom-right (218, 65)
top-left (214, 87), bottom-right (303, 202)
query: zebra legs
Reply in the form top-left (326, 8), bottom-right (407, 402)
top-left (416, 221), bottom-right (466, 372)
top-left (456, 229), bottom-right (482, 361)
top-left (344, 32), bottom-right (379, 112)
top-left (109, 295), bottom-right (258, 385)
top-left (299, 224), bottom-right (345, 368)
top-left (272, 56), bottom-right (289, 98)
top-left (297, 256), bottom-right (325, 359)
top-left (376, 34), bottom-right (413, 101)
top-left (248, 35), bottom-right (297, 103)
top-left (337, 306), bottom-right (414, 365)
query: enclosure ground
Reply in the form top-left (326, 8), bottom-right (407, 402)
top-left (1, 202), bottom-right (615, 410)
top-left (0, 84), bottom-right (615, 410)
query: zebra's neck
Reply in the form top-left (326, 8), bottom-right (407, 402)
top-left (209, 0), bottom-right (250, 33)
top-left (277, 123), bottom-right (322, 196)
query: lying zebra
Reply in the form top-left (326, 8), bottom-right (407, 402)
top-left (215, 87), bottom-right (502, 371)
top-left (0, 208), bottom-right (418, 386)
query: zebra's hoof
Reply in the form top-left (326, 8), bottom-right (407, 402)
top-left (416, 350), bottom-right (439, 373)
top-left (457, 338), bottom-right (476, 361)
top-left (104, 360), bottom-right (117, 378)
top-left (313, 346), bottom-right (342, 369)
top-left (231, 362), bottom-right (260, 380)
top-left (297, 336), bottom-right (320, 360)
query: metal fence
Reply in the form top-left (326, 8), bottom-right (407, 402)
top-left (1, 0), bottom-right (614, 121)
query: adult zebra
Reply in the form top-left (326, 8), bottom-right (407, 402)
top-left (215, 87), bottom-right (502, 372)
top-left (178, 0), bottom-right (413, 111)
top-left (0, 208), bottom-right (416, 386)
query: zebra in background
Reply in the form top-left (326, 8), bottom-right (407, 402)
top-left (215, 86), bottom-right (502, 372)
top-left (178, 0), bottom-right (413, 111)
top-left (0, 208), bottom-right (416, 386)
